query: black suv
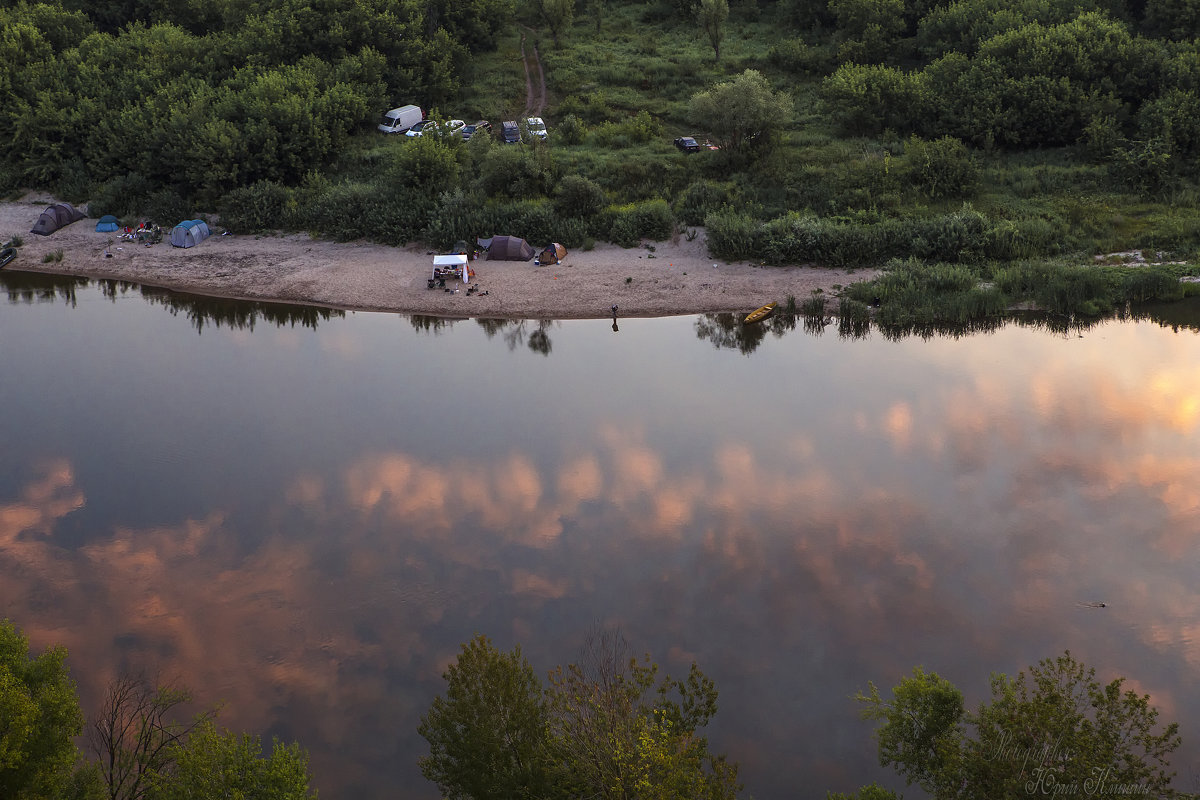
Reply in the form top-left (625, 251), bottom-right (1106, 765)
top-left (462, 120), bottom-right (492, 140)
top-left (501, 121), bottom-right (521, 144)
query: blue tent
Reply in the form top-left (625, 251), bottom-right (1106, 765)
top-left (169, 219), bottom-right (210, 248)
top-left (96, 214), bottom-right (119, 232)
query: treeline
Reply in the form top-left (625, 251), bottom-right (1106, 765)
top-left (0, 619), bottom-right (315, 800)
top-left (0, 0), bottom-right (513, 206)
top-left (813, 0), bottom-right (1200, 193)
top-left (419, 631), bottom-right (742, 799)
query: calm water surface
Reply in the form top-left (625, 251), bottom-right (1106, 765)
top-left (2, 272), bottom-right (1199, 798)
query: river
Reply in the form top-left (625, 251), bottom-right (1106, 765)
top-left (2, 271), bottom-right (1198, 798)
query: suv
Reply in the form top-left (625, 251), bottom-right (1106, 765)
top-left (674, 136), bottom-right (700, 153)
top-left (501, 121), bottom-right (521, 144)
top-left (462, 120), bottom-right (492, 140)
top-left (526, 117), bottom-right (548, 141)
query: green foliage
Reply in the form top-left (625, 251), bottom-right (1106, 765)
top-left (608, 199), bottom-right (675, 247)
top-left (417, 635), bottom-right (556, 800)
top-left (219, 180), bottom-right (297, 233)
top-left (555, 113), bottom-right (585, 145)
top-left (698, 0), bottom-right (729, 61)
top-left (0, 619), bottom-right (85, 800)
top-left (674, 180), bottom-right (737, 227)
top-left (829, 0), bottom-right (906, 64)
top-left (148, 720), bottom-right (314, 800)
top-left (858, 652), bottom-right (1185, 798)
top-left (688, 70), bottom-right (794, 158)
top-left (545, 630), bottom-right (740, 800)
top-left (553, 174), bottom-right (606, 218)
top-left (540, 0), bottom-right (576, 45)
top-left (826, 784), bottom-right (902, 800)
top-left (901, 135), bottom-right (978, 199)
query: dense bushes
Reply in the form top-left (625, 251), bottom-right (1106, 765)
top-left (704, 207), bottom-right (1063, 266)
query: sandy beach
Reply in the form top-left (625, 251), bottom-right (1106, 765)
top-left (1, 193), bottom-right (876, 319)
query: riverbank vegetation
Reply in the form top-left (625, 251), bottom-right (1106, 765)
top-left (419, 631), bottom-right (742, 799)
top-left (3, 0), bottom-right (1200, 323)
top-left (0, 619), bottom-right (315, 800)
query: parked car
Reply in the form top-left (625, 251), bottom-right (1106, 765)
top-left (407, 119), bottom-right (466, 138)
top-left (674, 136), bottom-right (700, 153)
top-left (501, 121), bottom-right (521, 144)
top-left (526, 117), bottom-right (548, 141)
top-left (378, 104), bottom-right (423, 134)
top-left (462, 120), bottom-right (492, 140)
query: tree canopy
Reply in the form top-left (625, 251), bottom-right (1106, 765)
top-left (855, 651), bottom-right (1186, 799)
top-left (0, 619), bottom-right (87, 800)
top-left (418, 630), bottom-right (742, 800)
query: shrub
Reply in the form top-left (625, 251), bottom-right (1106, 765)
top-left (607, 199), bottom-right (675, 247)
top-left (553, 175), bottom-right (606, 219)
top-left (219, 180), bottom-right (295, 233)
top-left (902, 135), bottom-right (978, 199)
top-left (556, 113), bottom-right (585, 145)
top-left (674, 180), bottom-right (735, 227)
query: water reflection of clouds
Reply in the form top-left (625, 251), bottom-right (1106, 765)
top-left (3, 319), bottom-right (1200, 799)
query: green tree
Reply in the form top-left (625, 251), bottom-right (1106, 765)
top-left (688, 69), bottom-right (793, 158)
top-left (857, 651), bottom-right (1185, 799)
top-left (0, 619), bottom-right (87, 800)
top-left (539, 0), bottom-right (575, 46)
top-left (88, 673), bottom-right (216, 800)
top-left (698, 0), bottom-right (729, 61)
top-left (546, 629), bottom-right (741, 800)
top-left (417, 634), bottom-right (557, 800)
top-left (147, 720), bottom-right (314, 800)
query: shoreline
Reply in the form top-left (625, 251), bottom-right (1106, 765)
top-left (2, 194), bottom-right (877, 320)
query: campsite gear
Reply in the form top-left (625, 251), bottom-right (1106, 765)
top-left (95, 214), bottom-right (119, 233)
top-left (477, 235), bottom-right (535, 261)
top-left (537, 242), bottom-right (567, 265)
top-left (30, 203), bottom-right (86, 236)
top-left (429, 253), bottom-right (474, 288)
top-left (0, 247), bottom-right (15, 269)
top-left (169, 220), bottom-right (211, 248)
top-left (377, 104), bottom-right (423, 134)
top-left (744, 302), bottom-right (777, 324)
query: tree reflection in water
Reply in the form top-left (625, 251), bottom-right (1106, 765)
top-left (692, 302), bottom-right (1200, 352)
top-left (1, 272), bottom-right (344, 332)
top-left (475, 318), bottom-right (556, 356)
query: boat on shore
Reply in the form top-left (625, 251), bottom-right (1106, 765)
top-left (0, 247), bottom-right (15, 269)
top-left (744, 302), bottom-right (777, 324)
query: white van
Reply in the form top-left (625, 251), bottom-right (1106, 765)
top-left (377, 105), bottom-right (423, 134)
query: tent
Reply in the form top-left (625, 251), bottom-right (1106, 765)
top-left (95, 215), bottom-right (119, 233)
top-left (478, 235), bottom-right (534, 261)
top-left (30, 203), bottom-right (86, 236)
top-left (537, 242), bottom-right (567, 265)
top-left (170, 219), bottom-right (210, 248)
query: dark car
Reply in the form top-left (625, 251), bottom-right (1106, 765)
top-left (674, 136), bottom-right (700, 153)
top-left (462, 120), bottom-right (492, 140)
top-left (501, 121), bottom-right (521, 144)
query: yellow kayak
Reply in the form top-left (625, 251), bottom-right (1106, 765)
top-left (744, 302), bottom-right (777, 324)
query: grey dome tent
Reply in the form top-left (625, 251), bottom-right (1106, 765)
top-left (30, 203), bottom-right (86, 236)
top-left (170, 219), bottom-right (210, 248)
top-left (95, 215), bottom-right (119, 233)
top-left (477, 235), bottom-right (534, 261)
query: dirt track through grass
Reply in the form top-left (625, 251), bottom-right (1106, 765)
top-left (519, 31), bottom-right (546, 116)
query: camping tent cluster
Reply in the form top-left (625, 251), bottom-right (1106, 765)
top-left (30, 203), bottom-right (86, 236)
top-left (475, 235), bottom-right (567, 264)
top-left (170, 219), bottom-right (210, 248)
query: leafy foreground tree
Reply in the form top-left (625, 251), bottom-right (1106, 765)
top-left (148, 720), bottom-right (315, 800)
top-left (418, 634), bottom-right (557, 800)
top-left (418, 630), bottom-right (741, 800)
top-left (688, 70), bottom-right (794, 159)
top-left (855, 651), bottom-right (1186, 799)
top-left (0, 619), bottom-right (99, 800)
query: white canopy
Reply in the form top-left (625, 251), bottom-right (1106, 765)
top-left (433, 254), bottom-right (468, 267)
